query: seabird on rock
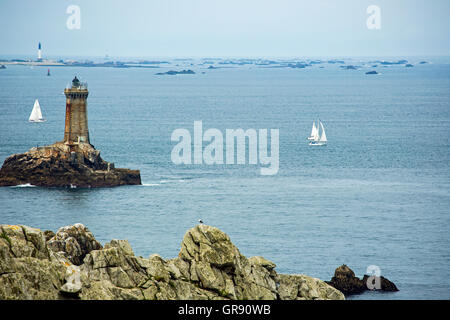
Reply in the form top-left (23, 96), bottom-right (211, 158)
top-left (198, 219), bottom-right (203, 224)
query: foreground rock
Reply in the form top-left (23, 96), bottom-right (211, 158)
top-left (47, 224), bottom-right (103, 265)
top-left (0, 141), bottom-right (141, 187)
top-left (0, 224), bottom-right (344, 300)
top-left (327, 264), bottom-right (398, 295)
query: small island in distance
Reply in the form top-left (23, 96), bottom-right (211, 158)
top-left (155, 69), bottom-right (196, 75)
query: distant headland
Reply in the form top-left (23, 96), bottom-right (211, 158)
top-left (0, 59), bottom-right (167, 69)
top-left (0, 53), bottom-right (427, 72)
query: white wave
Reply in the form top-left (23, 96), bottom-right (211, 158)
top-left (11, 183), bottom-right (36, 188)
top-left (142, 183), bottom-right (161, 186)
top-left (159, 178), bottom-right (191, 184)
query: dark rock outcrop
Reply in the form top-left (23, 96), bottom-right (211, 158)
top-left (0, 141), bottom-right (141, 187)
top-left (327, 60), bottom-right (345, 64)
top-left (327, 264), bottom-right (366, 295)
top-left (327, 264), bottom-right (398, 295)
top-left (287, 63), bottom-right (309, 69)
top-left (366, 70), bottom-right (379, 75)
top-left (0, 223), bottom-right (345, 300)
top-left (362, 274), bottom-right (399, 292)
top-left (341, 65), bottom-right (359, 70)
top-left (155, 69), bottom-right (195, 75)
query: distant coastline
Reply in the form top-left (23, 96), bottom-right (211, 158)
top-left (0, 57), bottom-right (429, 70)
top-left (0, 59), bottom-right (165, 68)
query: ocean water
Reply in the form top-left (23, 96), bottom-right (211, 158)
top-left (0, 57), bottom-right (449, 299)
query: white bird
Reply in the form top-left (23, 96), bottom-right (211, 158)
top-left (198, 219), bottom-right (203, 224)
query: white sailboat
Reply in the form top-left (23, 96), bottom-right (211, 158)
top-left (309, 120), bottom-right (327, 146)
top-left (28, 99), bottom-right (46, 122)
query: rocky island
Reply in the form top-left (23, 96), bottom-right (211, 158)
top-left (341, 65), bottom-right (359, 70)
top-left (0, 77), bottom-right (141, 188)
top-left (327, 264), bottom-right (398, 295)
top-left (155, 69), bottom-right (196, 75)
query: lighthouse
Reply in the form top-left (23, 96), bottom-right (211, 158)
top-left (37, 42), bottom-right (42, 61)
top-left (0, 76), bottom-right (142, 187)
top-left (63, 76), bottom-right (90, 145)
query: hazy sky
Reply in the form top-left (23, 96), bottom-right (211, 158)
top-left (1, 0), bottom-right (449, 57)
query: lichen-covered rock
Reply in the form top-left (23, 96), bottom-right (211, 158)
top-left (47, 223), bottom-right (102, 265)
top-left (0, 257), bottom-right (66, 299)
top-left (78, 238), bottom-right (151, 299)
top-left (179, 225), bottom-right (279, 300)
top-left (277, 274), bottom-right (345, 300)
top-left (179, 224), bottom-right (240, 267)
top-left (0, 225), bottom-right (68, 300)
top-left (1, 225), bottom-right (49, 260)
top-left (43, 230), bottom-right (55, 242)
top-left (60, 265), bottom-right (82, 295)
top-left (0, 223), bottom-right (347, 300)
top-left (248, 256), bottom-right (276, 271)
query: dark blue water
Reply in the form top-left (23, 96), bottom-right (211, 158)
top-left (1, 58), bottom-right (449, 299)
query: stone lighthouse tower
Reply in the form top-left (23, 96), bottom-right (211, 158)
top-left (63, 76), bottom-right (90, 145)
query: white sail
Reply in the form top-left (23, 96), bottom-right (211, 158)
top-left (311, 122), bottom-right (317, 136)
top-left (319, 121), bottom-right (327, 142)
top-left (308, 121), bottom-right (319, 140)
top-left (29, 99), bottom-right (45, 122)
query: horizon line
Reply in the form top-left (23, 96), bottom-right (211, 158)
top-left (1, 53), bottom-right (450, 60)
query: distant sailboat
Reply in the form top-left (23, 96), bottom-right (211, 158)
top-left (28, 99), bottom-right (46, 122)
top-left (309, 120), bottom-right (327, 146)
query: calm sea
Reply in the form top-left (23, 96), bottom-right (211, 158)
top-left (0, 57), bottom-right (449, 299)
